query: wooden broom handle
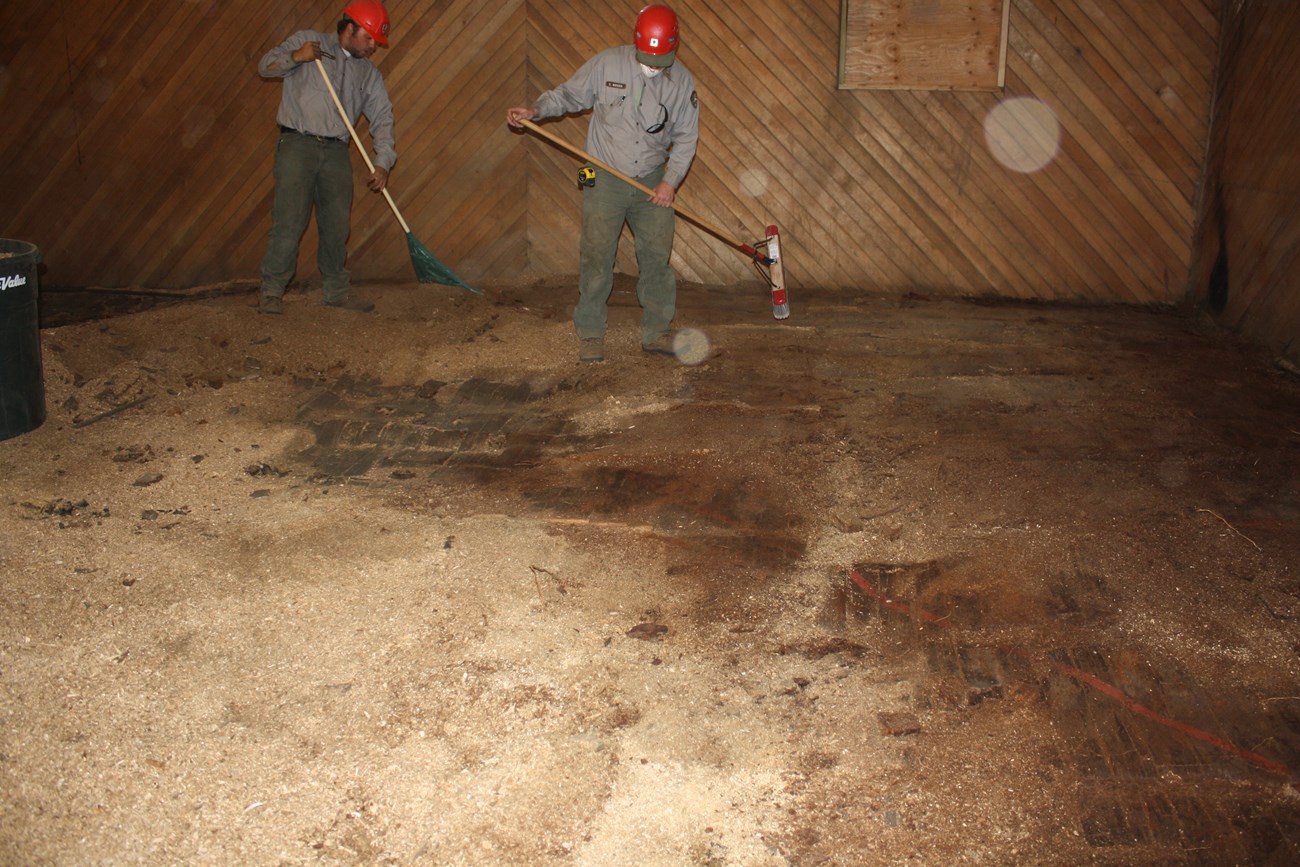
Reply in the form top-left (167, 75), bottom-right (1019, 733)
top-left (314, 59), bottom-right (411, 234)
top-left (519, 118), bottom-right (757, 255)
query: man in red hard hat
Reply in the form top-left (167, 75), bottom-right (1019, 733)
top-left (508, 5), bottom-right (700, 363)
top-left (255, 1), bottom-right (395, 315)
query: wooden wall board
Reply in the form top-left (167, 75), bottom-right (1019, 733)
top-left (1006, 84), bottom-right (1179, 298)
top-left (105, 3), bottom-right (289, 284)
top-left (1049, 3), bottom-right (1201, 184)
top-left (1190, 0), bottom-right (1300, 361)
top-left (0, 0), bottom-right (1223, 311)
top-left (695, 7), bottom-right (974, 290)
top-left (897, 94), bottom-right (1111, 297)
top-left (1013, 4), bottom-right (1192, 259)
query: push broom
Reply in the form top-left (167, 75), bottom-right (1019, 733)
top-left (315, 59), bottom-right (478, 294)
top-left (519, 118), bottom-right (788, 319)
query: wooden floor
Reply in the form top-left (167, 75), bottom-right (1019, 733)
top-left (5, 280), bottom-right (1299, 862)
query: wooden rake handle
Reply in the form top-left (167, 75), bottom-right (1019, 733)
top-left (518, 118), bottom-right (759, 257)
top-left (314, 59), bottom-right (411, 234)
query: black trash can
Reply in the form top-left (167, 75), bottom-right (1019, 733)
top-left (0, 239), bottom-right (46, 441)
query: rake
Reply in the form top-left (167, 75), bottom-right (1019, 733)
top-left (519, 118), bottom-right (787, 319)
top-left (315, 59), bottom-right (478, 294)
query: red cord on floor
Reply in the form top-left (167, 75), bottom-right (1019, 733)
top-left (847, 569), bottom-right (1296, 782)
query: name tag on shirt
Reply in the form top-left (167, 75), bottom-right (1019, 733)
top-left (605, 81), bottom-right (626, 90)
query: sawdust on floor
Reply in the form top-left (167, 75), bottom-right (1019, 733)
top-left (2, 277), bottom-right (1298, 864)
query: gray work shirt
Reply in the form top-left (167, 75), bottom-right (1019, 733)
top-left (532, 45), bottom-right (699, 189)
top-left (258, 30), bottom-right (396, 171)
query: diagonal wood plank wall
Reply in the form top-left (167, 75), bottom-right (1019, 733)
top-left (0, 1), bottom-right (1220, 309)
top-left (1190, 0), bottom-right (1300, 364)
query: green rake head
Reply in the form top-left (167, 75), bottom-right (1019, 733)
top-left (407, 234), bottom-right (480, 295)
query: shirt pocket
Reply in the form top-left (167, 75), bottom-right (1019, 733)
top-left (638, 100), bottom-right (671, 140)
top-left (602, 82), bottom-right (630, 109)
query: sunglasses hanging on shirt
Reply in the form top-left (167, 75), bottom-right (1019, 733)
top-left (645, 103), bottom-right (668, 134)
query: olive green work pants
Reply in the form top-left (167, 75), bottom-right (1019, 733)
top-left (575, 165), bottom-right (676, 344)
top-left (259, 130), bottom-right (354, 302)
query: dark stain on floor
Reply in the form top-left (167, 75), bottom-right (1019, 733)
top-left (293, 372), bottom-right (809, 578)
top-left (283, 286), bottom-right (1300, 861)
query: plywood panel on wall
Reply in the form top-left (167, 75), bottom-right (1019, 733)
top-left (0, 0), bottom-right (1219, 307)
top-left (840, 0), bottom-right (1010, 90)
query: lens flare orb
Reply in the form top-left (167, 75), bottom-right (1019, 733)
top-left (984, 97), bottom-right (1062, 174)
top-left (672, 328), bottom-right (711, 366)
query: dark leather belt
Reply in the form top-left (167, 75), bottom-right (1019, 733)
top-left (279, 125), bottom-right (344, 144)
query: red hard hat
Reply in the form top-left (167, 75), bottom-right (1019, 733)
top-left (634, 5), bottom-right (679, 63)
top-left (343, 1), bottom-right (390, 46)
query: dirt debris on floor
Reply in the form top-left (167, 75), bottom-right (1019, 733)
top-left (2, 277), bottom-right (1299, 865)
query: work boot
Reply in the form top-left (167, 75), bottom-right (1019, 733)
top-left (256, 294), bottom-right (283, 315)
top-left (578, 337), bottom-right (605, 363)
top-left (641, 332), bottom-right (676, 356)
top-left (324, 295), bottom-right (375, 313)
